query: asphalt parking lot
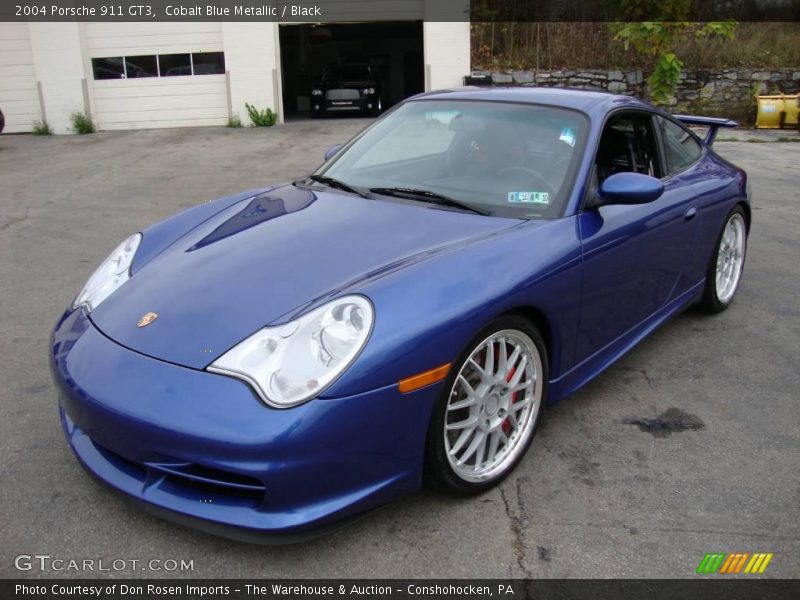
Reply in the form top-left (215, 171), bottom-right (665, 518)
top-left (1, 121), bottom-right (798, 579)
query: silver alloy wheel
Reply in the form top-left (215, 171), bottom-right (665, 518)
top-left (715, 213), bottom-right (746, 304)
top-left (444, 329), bottom-right (542, 483)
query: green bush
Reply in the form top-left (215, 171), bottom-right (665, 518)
top-left (245, 103), bottom-right (277, 127)
top-left (227, 114), bottom-right (243, 128)
top-left (70, 111), bottom-right (95, 134)
top-left (32, 120), bottom-right (52, 135)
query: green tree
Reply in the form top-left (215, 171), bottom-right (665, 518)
top-left (611, 1), bottom-right (736, 104)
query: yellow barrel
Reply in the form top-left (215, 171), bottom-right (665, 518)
top-left (756, 94), bottom-right (799, 129)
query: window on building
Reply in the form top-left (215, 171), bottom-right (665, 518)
top-left (92, 57), bottom-right (125, 80)
top-left (159, 53), bottom-right (192, 77)
top-left (657, 116), bottom-right (703, 174)
top-left (91, 52), bottom-right (225, 80)
top-left (125, 55), bottom-right (158, 78)
top-left (191, 52), bottom-right (225, 75)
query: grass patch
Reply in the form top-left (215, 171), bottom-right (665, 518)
top-left (776, 136), bottom-right (800, 142)
top-left (245, 103), bottom-right (277, 127)
top-left (70, 111), bottom-right (95, 134)
top-left (32, 120), bottom-right (52, 135)
top-left (227, 115), bottom-right (243, 128)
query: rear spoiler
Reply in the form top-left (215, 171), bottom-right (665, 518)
top-left (674, 115), bottom-right (738, 146)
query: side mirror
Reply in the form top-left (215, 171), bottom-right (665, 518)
top-left (594, 172), bottom-right (664, 207)
top-left (324, 144), bottom-right (343, 161)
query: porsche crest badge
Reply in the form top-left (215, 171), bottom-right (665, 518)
top-left (137, 312), bottom-right (159, 328)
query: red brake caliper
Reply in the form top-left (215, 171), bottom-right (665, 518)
top-left (502, 365), bottom-right (517, 434)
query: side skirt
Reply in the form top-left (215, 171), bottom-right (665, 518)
top-left (547, 279), bottom-right (705, 403)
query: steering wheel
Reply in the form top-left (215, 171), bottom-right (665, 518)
top-left (498, 166), bottom-right (556, 197)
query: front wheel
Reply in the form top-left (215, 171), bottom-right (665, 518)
top-left (425, 315), bottom-right (548, 495)
top-left (698, 205), bottom-right (748, 313)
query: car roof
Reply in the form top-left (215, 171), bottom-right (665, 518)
top-left (409, 86), bottom-right (653, 116)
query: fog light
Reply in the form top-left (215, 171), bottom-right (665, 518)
top-left (367, 103), bottom-right (372, 109)
top-left (314, 105), bottom-right (320, 110)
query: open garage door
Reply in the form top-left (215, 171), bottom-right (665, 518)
top-left (279, 22), bottom-right (424, 120)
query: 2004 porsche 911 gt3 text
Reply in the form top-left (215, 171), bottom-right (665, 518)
top-left (50, 88), bottom-right (750, 542)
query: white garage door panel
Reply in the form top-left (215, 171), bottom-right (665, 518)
top-left (86, 22), bottom-right (223, 56)
top-left (0, 37), bottom-right (29, 52)
top-left (87, 34), bottom-right (224, 55)
top-left (2, 85), bottom-right (38, 102)
top-left (86, 24), bottom-right (227, 130)
top-left (92, 77), bottom-right (228, 130)
top-left (0, 64), bottom-right (35, 78)
top-left (0, 23), bottom-right (29, 40)
top-left (0, 23), bottom-right (38, 133)
top-left (93, 82), bottom-right (226, 100)
top-left (98, 111), bottom-right (229, 130)
top-left (0, 50), bottom-right (36, 67)
top-left (94, 92), bottom-right (227, 113)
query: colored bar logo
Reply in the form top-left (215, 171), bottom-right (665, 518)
top-left (697, 553), bottom-right (773, 574)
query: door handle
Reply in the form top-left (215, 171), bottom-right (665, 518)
top-left (684, 206), bottom-right (697, 221)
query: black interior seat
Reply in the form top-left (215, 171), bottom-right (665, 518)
top-left (596, 128), bottom-right (636, 182)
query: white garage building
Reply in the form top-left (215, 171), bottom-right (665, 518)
top-left (1, 3), bottom-right (470, 134)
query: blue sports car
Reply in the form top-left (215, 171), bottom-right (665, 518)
top-left (51, 88), bottom-right (749, 542)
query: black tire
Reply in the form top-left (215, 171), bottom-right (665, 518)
top-left (698, 205), bottom-right (748, 314)
top-left (424, 314), bottom-right (548, 495)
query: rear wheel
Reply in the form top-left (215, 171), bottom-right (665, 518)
top-left (698, 205), bottom-right (748, 313)
top-left (425, 315), bottom-right (547, 494)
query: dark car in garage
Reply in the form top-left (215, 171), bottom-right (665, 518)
top-left (0, 108), bottom-right (5, 134)
top-left (311, 64), bottom-right (382, 117)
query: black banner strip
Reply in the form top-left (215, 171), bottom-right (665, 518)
top-left (1, 0), bottom-right (799, 22)
top-left (4, 579), bottom-right (800, 600)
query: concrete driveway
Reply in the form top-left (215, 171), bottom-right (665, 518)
top-left (0, 121), bottom-right (798, 579)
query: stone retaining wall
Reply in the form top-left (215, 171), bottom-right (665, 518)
top-left (473, 68), bottom-right (800, 120)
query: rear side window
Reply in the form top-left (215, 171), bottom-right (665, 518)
top-left (658, 116), bottom-right (702, 174)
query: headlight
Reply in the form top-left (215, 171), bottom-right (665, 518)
top-left (208, 295), bottom-right (374, 408)
top-left (361, 87), bottom-right (375, 95)
top-left (72, 233), bottom-right (141, 312)
top-left (311, 89), bottom-right (323, 96)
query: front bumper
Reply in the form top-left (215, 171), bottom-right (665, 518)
top-left (311, 96), bottom-right (376, 114)
top-left (50, 309), bottom-right (436, 542)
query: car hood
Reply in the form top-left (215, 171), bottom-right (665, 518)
top-left (90, 184), bottom-right (520, 370)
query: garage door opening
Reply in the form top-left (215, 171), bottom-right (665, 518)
top-left (279, 21), bottom-right (424, 121)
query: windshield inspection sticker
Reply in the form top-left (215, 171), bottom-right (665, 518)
top-left (508, 191), bottom-right (550, 205)
top-left (559, 127), bottom-right (576, 147)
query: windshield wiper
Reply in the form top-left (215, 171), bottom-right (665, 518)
top-left (303, 174), bottom-right (372, 199)
top-left (369, 187), bottom-right (490, 216)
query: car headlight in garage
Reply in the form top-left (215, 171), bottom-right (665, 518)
top-left (208, 295), bottom-right (374, 408)
top-left (361, 88), bottom-right (375, 95)
top-left (311, 89), bottom-right (323, 96)
top-left (72, 233), bottom-right (141, 312)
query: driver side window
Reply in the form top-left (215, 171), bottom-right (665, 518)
top-left (596, 113), bottom-right (661, 183)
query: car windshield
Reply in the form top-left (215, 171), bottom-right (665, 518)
top-left (324, 65), bottom-right (371, 82)
top-left (317, 100), bottom-right (588, 219)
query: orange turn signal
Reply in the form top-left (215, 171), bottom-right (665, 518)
top-left (398, 363), bottom-right (451, 394)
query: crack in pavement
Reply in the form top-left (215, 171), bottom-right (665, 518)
top-left (500, 479), bottom-right (533, 578)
